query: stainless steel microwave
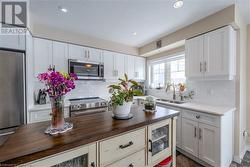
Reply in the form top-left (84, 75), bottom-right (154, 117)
top-left (68, 59), bottom-right (104, 80)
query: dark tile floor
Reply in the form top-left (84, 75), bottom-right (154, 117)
top-left (177, 151), bottom-right (250, 167)
top-left (230, 151), bottom-right (250, 167)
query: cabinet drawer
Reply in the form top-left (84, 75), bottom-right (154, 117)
top-left (106, 149), bottom-right (145, 167)
top-left (182, 110), bottom-right (220, 127)
top-left (99, 128), bottom-right (146, 167)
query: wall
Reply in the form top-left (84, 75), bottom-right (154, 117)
top-left (29, 23), bottom-right (138, 56)
top-left (139, 5), bottom-right (236, 55)
top-left (246, 25), bottom-right (250, 143)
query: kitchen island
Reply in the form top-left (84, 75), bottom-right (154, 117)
top-left (0, 106), bottom-right (179, 167)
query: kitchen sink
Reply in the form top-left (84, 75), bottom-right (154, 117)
top-left (156, 99), bottom-right (186, 104)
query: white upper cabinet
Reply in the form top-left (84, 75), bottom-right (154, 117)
top-left (52, 41), bottom-right (69, 73)
top-left (124, 55), bottom-right (135, 79)
top-left (134, 56), bottom-right (145, 80)
top-left (103, 51), bottom-right (125, 80)
top-left (114, 53), bottom-right (125, 79)
top-left (68, 44), bottom-right (85, 61)
top-left (86, 47), bottom-right (103, 63)
top-left (185, 35), bottom-right (204, 79)
top-left (185, 26), bottom-right (236, 80)
top-left (204, 26), bottom-right (236, 79)
top-left (103, 50), bottom-right (115, 80)
top-left (33, 38), bottom-right (53, 77)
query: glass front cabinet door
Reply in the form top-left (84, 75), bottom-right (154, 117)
top-left (148, 119), bottom-right (172, 166)
top-left (20, 143), bottom-right (96, 167)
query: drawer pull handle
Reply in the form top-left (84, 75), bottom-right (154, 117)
top-left (199, 128), bottom-right (202, 140)
top-left (148, 139), bottom-right (152, 152)
top-left (128, 163), bottom-right (134, 167)
top-left (119, 141), bottom-right (133, 149)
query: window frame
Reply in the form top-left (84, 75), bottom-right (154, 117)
top-left (147, 51), bottom-right (185, 89)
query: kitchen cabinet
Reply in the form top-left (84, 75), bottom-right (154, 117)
top-left (68, 44), bottom-right (102, 63)
top-left (198, 122), bottom-right (219, 166)
top-left (134, 56), bottom-right (145, 80)
top-left (99, 128), bottom-right (146, 167)
top-left (103, 50), bottom-right (115, 80)
top-left (185, 25), bottom-right (236, 80)
top-left (52, 41), bottom-right (69, 72)
top-left (68, 44), bottom-right (85, 61)
top-left (157, 103), bottom-right (233, 167)
top-left (185, 35), bottom-right (204, 78)
top-left (103, 51), bottom-right (125, 80)
top-left (86, 47), bottom-right (103, 63)
top-left (33, 38), bottom-right (53, 77)
top-left (148, 119), bottom-right (172, 166)
top-left (20, 143), bottom-right (96, 167)
top-left (124, 55), bottom-right (135, 79)
top-left (28, 107), bottom-right (69, 123)
top-left (181, 118), bottom-right (199, 157)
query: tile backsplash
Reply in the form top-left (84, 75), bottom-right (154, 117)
top-left (34, 80), bottom-right (114, 104)
top-left (147, 80), bottom-right (235, 107)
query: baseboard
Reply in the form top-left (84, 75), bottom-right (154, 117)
top-left (233, 144), bottom-right (250, 164)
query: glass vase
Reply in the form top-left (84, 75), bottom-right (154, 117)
top-left (50, 96), bottom-right (65, 129)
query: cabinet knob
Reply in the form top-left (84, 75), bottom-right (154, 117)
top-left (196, 115), bottom-right (200, 119)
top-left (128, 163), bottom-right (134, 167)
top-left (91, 162), bottom-right (95, 167)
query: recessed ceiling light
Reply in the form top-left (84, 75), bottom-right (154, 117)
top-left (132, 32), bottom-right (137, 36)
top-left (58, 6), bottom-right (68, 13)
top-left (173, 0), bottom-right (183, 9)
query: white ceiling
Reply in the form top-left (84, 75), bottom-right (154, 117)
top-left (30, 0), bottom-right (236, 47)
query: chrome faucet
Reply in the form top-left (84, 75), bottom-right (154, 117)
top-left (165, 83), bottom-right (176, 101)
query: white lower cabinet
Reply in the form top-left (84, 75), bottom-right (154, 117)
top-left (29, 107), bottom-right (69, 123)
top-left (19, 143), bottom-right (97, 167)
top-left (99, 128), bottom-right (146, 167)
top-left (198, 122), bottom-right (219, 166)
top-left (105, 149), bottom-right (145, 167)
top-left (158, 104), bottom-right (233, 167)
top-left (181, 118), bottom-right (199, 157)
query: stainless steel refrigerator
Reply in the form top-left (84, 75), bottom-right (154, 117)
top-left (0, 49), bottom-right (25, 135)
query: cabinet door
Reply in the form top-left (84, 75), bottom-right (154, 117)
top-left (176, 115), bottom-right (182, 148)
top-left (23, 144), bottom-right (95, 167)
top-left (134, 56), bottom-right (145, 80)
top-left (52, 41), bottom-right (68, 72)
top-left (198, 123), bottom-right (219, 166)
top-left (114, 53), bottom-right (125, 79)
top-left (68, 44), bottom-right (85, 61)
top-left (103, 50), bottom-right (115, 80)
top-left (204, 26), bottom-right (232, 78)
top-left (148, 119), bottom-right (172, 166)
top-left (185, 35), bottom-right (204, 78)
top-left (87, 47), bottom-right (102, 63)
top-left (33, 38), bottom-right (53, 77)
top-left (181, 118), bottom-right (199, 157)
top-left (124, 55), bottom-right (135, 79)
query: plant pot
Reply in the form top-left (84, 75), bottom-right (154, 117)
top-left (113, 101), bottom-right (133, 118)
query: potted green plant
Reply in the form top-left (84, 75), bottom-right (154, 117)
top-left (108, 74), bottom-right (143, 118)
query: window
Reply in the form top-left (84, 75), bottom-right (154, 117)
top-left (149, 54), bottom-right (185, 88)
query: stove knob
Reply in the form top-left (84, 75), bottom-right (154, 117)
top-left (77, 104), bottom-right (81, 110)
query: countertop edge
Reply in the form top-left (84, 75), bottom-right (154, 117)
top-left (156, 101), bottom-right (236, 116)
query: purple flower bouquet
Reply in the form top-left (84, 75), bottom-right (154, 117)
top-left (38, 69), bottom-right (78, 135)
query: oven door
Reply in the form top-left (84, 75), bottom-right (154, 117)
top-left (69, 60), bottom-right (104, 80)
